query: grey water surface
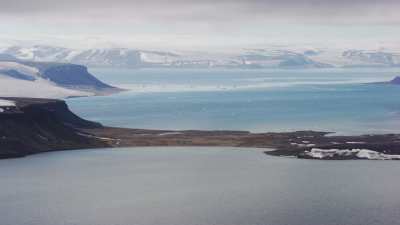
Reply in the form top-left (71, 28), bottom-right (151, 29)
top-left (0, 147), bottom-right (399, 225)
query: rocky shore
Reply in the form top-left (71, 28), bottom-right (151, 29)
top-left (1, 97), bottom-right (400, 160)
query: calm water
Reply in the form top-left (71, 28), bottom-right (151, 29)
top-left (69, 68), bottom-right (400, 135)
top-left (1, 147), bottom-right (400, 225)
top-left (3, 69), bottom-right (400, 225)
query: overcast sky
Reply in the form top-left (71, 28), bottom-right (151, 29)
top-left (0, 0), bottom-right (399, 50)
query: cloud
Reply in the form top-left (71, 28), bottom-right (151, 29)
top-left (0, 0), bottom-right (399, 50)
top-left (0, 0), bottom-right (399, 25)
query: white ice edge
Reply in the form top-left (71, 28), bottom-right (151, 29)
top-left (118, 79), bottom-right (386, 94)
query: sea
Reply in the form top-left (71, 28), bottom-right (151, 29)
top-left (69, 67), bottom-right (400, 135)
top-left (1, 68), bottom-right (400, 225)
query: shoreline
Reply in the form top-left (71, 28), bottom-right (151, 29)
top-left (1, 97), bottom-right (400, 160)
top-left (82, 127), bottom-right (400, 160)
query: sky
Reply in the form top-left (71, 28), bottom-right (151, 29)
top-left (0, 0), bottom-right (399, 50)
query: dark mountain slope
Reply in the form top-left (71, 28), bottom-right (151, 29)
top-left (21, 61), bottom-right (123, 94)
top-left (0, 98), bottom-right (110, 158)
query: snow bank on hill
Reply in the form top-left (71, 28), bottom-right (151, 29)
top-left (0, 61), bottom-right (39, 77)
top-left (0, 60), bottom-right (115, 98)
top-left (0, 76), bottom-right (92, 99)
top-left (0, 99), bottom-right (15, 106)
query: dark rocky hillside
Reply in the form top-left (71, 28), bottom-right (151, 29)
top-left (0, 98), bottom-right (110, 158)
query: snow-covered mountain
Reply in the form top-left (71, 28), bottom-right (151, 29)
top-left (305, 49), bottom-right (400, 68)
top-left (2, 45), bottom-right (400, 69)
top-left (0, 57), bottom-right (121, 98)
top-left (1, 45), bottom-right (331, 68)
top-left (3, 45), bottom-right (73, 62)
top-left (2, 46), bottom-right (142, 68)
top-left (341, 50), bottom-right (400, 67)
top-left (235, 49), bottom-right (332, 68)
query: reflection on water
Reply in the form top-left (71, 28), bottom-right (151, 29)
top-left (0, 147), bottom-right (399, 225)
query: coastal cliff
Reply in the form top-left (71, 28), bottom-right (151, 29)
top-left (0, 98), bottom-right (110, 158)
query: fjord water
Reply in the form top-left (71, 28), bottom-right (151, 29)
top-left (2, 68), bottom-right (400, 225)
top-left (1, 147), bottom-right (400, 225)
top-left (69, 68), bottom-right (400, 135)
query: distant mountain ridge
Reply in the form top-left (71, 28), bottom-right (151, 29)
top-left (3, 45), bottom-right (400, 69)
top-left (341, 50), bottom-right (400, 67)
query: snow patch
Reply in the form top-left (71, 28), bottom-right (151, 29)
top-left (291, 143), bottom-right (315, 147)
top-left (0, 76), bottom-right (92, 99)
top-left (0, 62), bottom-right (39, 77)
top-left (0, 99), bottom-right (15, 106)
top-left (77, 132), bottom-right (120, 142)
top-left (158, 132), bottom-right (183, 136)
top-left (304, 148), bottom-right (400, 160)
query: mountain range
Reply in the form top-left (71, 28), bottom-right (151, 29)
top-left (2, 45), bottom-right (400, 69)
